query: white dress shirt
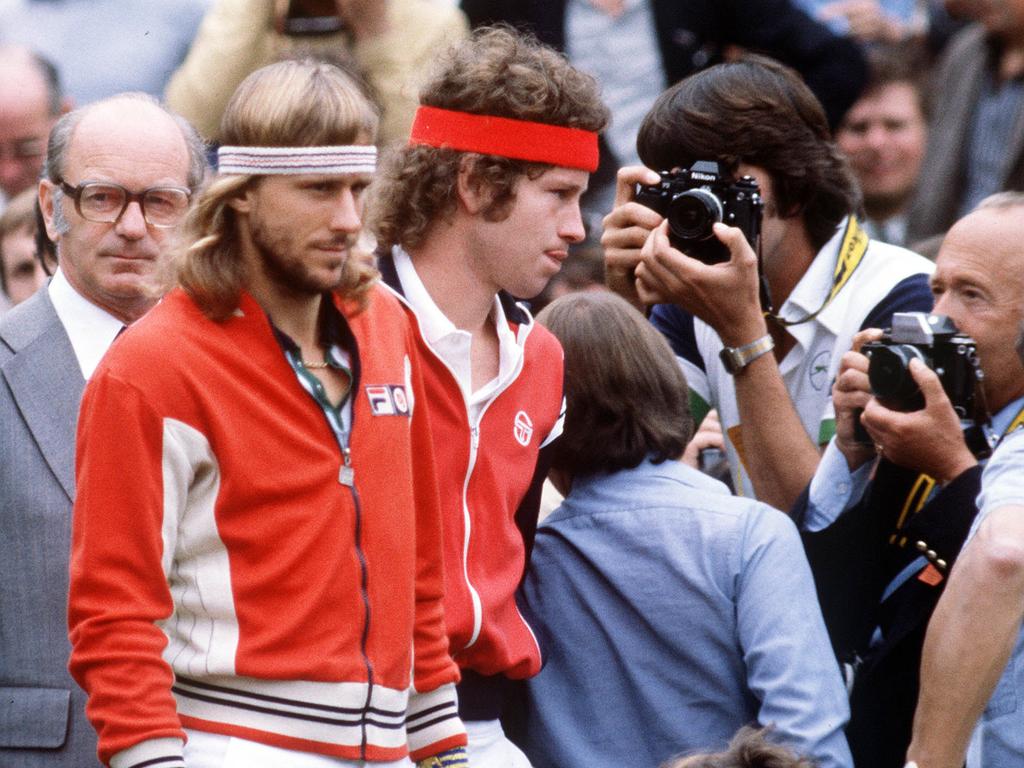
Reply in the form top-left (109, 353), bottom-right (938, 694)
top-left (48, 268), bottom-right (125, 380)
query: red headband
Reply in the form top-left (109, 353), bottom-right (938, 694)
top-left (408, 106), bottom-right (599, 172)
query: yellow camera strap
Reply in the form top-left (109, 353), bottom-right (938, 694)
top-left (891, 400), bottom-right (1024, 540)
top-left (1006, 406), bottom-right (1024, 436)
top-left (766, 215), bottom-right (868, 328)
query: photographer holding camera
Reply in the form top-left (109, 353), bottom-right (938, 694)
top-left (602, 54), bottom-right (934, 510)
top-left (800, 192), bottom-right (1024, 767)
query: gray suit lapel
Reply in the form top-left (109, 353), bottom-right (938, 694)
top-left (1, 291), bottom-right (85, 501)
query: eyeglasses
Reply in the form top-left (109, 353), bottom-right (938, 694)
top-left (57, 179), bottom-right (191, 228)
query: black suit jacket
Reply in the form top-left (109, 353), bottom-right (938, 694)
top-left (460, 0), bottom-right (867, 131)
top-left (798, 460), bottom-right (983, 768)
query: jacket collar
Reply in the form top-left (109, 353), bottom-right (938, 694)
top-left (376, 246), bottom-right (532, 327)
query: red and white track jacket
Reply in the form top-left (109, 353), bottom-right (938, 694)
top-left (68, 287), bottom-right (465, 767)
top-left (380, 253), bottom-right (564, 688)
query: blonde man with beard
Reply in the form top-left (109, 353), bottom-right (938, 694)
top-left (67, 60), bottom-right (466, 768)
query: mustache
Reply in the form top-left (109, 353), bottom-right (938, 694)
top-left (98, 248), bottom-right (162, 263)
top-left (314, 233), bottom-right (359, 250)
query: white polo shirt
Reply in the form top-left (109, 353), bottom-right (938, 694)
top-left (652, 219), bottom-right (934, 498)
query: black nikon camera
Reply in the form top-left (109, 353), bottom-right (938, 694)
top-left (634, 160), bottom-right (764, 264)
top-left (862, 312), bottom-right (982, 417)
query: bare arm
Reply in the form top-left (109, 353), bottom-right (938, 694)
top-left (729, 345), bottom-right (825, 510)
top-left (906, 503), bottom-right (1024, 768)
top-left (636, 221), bottom-right (822, 510)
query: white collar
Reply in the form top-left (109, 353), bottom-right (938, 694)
top-left (392, 247), bottom-right (518, 350)
top-left (48, 268), bottom-right (125, 380)
top-left (392, 247), bottom-right (522, 400)
top-left (775, 217), bottom-right (852, 338)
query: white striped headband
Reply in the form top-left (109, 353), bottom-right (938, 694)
top-left (216, 145), bottom-right (377, 175)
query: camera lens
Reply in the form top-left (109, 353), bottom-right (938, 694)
top-left (868, 344), bottom-right (927, 411)
top-left (668, 189), bottom-right (723, 242)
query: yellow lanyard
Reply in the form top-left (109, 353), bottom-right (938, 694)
top-left (766, 216), bottom-right (868, 328)
top-left (893, 400), bottom-right (1024, 536)
top-left (1005, 407), bottom-right (1024, 435)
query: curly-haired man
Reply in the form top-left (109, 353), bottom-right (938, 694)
top-left (369, 26), bottom-right (608, 767)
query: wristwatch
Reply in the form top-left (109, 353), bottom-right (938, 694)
top-left (719, 334), bottom-right (775, 375)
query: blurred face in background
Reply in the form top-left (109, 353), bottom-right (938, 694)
top-left (0, 225), bottom-right (46, 305)
top-left (0, 50), bottom-right (58, 199)
top-left (837, 81), bottom-right (927, 218)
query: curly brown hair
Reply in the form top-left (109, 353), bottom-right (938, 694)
top-left (177, 58), bottom-right (380, 320)
top-left (637, 54), bottom-right (858, 253)
top-left (367, 25), bottom-right (608, 251)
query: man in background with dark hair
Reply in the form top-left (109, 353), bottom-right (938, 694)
top-left (0, 45), bottom-right (70, 208)
top-left (602, 55), bottom-right (934, 511)
top-left (369, 26), bottom-right (608, 766)
top-left (835, 43), bottom-right (929, 248)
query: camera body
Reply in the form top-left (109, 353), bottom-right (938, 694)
top-left (634, 160), bottom-right (763, 264)
top-left (862, 312), bottom-right (982, 417)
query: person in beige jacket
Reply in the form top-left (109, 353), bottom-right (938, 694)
top-left (165, 0), bottom-right (468, 146)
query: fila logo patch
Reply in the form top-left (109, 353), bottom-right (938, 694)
top-left (366, 385), bottom-right (411, 417)
top-left (514, 410), bottom-right (533, 447)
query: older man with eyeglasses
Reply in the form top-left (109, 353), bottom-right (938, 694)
top-left (0, 92), bottom-right (205, 768)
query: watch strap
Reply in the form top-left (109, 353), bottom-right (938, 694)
top-left (719, 333), bottom-right (775, 375)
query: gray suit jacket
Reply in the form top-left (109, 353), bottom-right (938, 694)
top-left (906, 24), bottom-right (1024, 243)
top-left (0, 289), bottom-right (101, 766)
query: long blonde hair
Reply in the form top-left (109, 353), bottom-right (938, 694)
top-left (178, 59), bottom-right (380, 320)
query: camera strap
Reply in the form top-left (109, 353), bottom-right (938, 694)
top-left (1007, 405), bottom-right (1024, 432)
top-left (889, 402), bottom-right (1024, 536)
top-left (764, 216), bottom-right (868, 327)
top-left (997, 403), bottom-right (1024, 444)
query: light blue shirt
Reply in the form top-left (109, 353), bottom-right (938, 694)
top-left (964, 426), bottom-right (1024, 767)
top-left (519, 459), bottom-right (852, 768)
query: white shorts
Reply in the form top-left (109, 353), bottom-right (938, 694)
top-left (465, 719), bottom-right (532, 768)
